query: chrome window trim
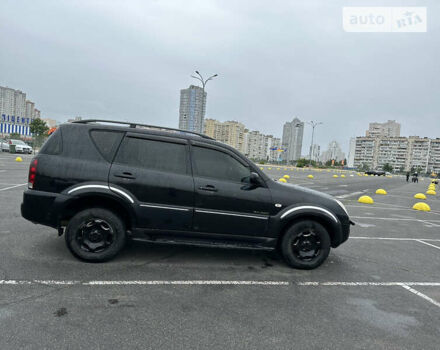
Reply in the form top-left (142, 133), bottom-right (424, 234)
top-left (140, 204), bottom-right (189, 211)
top-left (195, 209), bottom-right (268, 220)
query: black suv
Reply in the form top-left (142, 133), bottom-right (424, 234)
top-left (21, 120), bottom-right (352, 269)
top-left (365, 170), bottom-right (385, 176)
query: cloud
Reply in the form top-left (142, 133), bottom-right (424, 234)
top-left (1, 0), bottom-right (439, 154)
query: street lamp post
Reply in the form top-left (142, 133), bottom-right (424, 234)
top-left (190, 71), bottom-right (218, 133)
top-left (307, 121), bottom-right (323, 166)
top-left (190, 71), bottom-right (218, 91)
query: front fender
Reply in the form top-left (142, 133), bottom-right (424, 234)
top-left (269, 204), bottom-right (343, 247)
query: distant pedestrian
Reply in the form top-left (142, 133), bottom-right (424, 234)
top-left (412, 172), bottom-right (418, 183)
top-left (406, 172), bottom-right (410, 182)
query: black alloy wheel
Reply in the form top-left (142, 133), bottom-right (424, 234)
top-left (65, 208), bottom-right (126, 262)
top-left (281, 220), bottom-right (331, 269)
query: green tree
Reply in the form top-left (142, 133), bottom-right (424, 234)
top-left (296, 158), bottom-right (308, 168)
top-left (358, 163), bottom-right (370, 172)
top-left (29, 118), bottom-right (49, 148)
top-left (383, 163), bottom-right (393, 172)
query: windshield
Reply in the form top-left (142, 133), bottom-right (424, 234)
top-left (11, 140), bottom-right (26, 145)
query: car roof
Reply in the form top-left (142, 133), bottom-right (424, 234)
top-left (61, 119), bottom-right (241, 153)
top-left (57, 120), bottom-right (270, 181)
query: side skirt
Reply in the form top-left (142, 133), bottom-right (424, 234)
top-left (130, 228), bottom-right (277, 251)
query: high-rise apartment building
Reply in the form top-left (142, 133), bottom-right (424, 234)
top-left (204, 118), bottom-right (282, 162)
top-left (321, 141), bottom-right (345, 163)
top-left (42, 118), bottom-right (58, 128)
top-left (309, 144), bottom-right (321, 162)
top-left (204, 119), bottom-right (246, 153)
top-left (282, 118), bottom-right (304, 163)
top-left (266, 135), bottom-right (282, 162)
top-left (347, 138), bottom-right (356, 168)
top-left (428, 139), bottom-right (440, 174)
top-left (246, 130), bottom-right (268, 160)
top-left (0, 86), bottom-right (38, 137)
top-left (353, 135), bottom-right (440, 173)
top-left (178, 85), bottom-right (207, 133)
top-left (354, 137), bottom-right (376, 169)
top-left (375, 137), bottom-right (408, 171)
top-left (366, 120), bottom-right (401, 138)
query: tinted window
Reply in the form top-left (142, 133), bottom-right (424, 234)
top-left (115, 137), bottom-right (187, 174)
top-left (90, 130), bottom-right (124, 162)
top-left (39, 129), bottom-right (62, 155)
top-left (192, 146), bottom-right (251, 182)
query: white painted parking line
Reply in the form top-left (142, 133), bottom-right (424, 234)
top-left (0, 183), bottom-right (27, 191)
top-left (401, 285), bottom-right (440, 308)
top-left (351, 236), bottom-right (440, 242)
top-left (416, 240), bottom-right (440, 251)
top-left (351, 216), bottom-right (440, 227)
top-left (346, 205), bottom-right (440, 215)
top-left (336, 191), bottom-right (364, 199)
top-left (84, 280), bottom-right (289, 286)
top-left (1, 280), bottom-right (440, 287)
top-left (0, 182), bottom-right (26, 185)
top-left (297, 282), bottom-right (440, 286)
top-left (352, 216), bottom-right (440, 223)
top-left (0, 280), bottom-right (289, 286)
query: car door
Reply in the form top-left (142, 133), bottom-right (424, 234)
top-left (109, 133), bottom-right (194, 231)
top-left (191, 142), bottom-right (273, 237)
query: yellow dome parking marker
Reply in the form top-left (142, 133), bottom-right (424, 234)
top-left (414, 193), bottom-right (427, 200)
top-left (412, 202), bottom-right (431, 211)
top-left (358, 195), bottom-right (374, 204)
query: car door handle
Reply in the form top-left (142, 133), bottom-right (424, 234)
top-left (198, 185), bottom-right (218, 192)
top-left (114, 172), bottom-right (136, 180)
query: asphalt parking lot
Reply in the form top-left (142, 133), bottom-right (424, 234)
top-left (1, 154), bottom-right (439, 349)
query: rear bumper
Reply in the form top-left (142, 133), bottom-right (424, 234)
top-left (21, 190), bottom-right (66, 228)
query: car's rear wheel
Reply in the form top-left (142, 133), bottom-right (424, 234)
top-left (281, 220), bottom-right (331, 269)
top-left (65, 208), bottom-right (126, 262)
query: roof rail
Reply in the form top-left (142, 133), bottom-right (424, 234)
top-left (72, 119), bottom-right (214, 140)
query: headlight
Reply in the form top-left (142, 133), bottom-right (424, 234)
top-left (335, 199), bottom-right (349, 216)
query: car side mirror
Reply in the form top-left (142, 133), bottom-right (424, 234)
top-left (250, 172), bottom-right (261, 185)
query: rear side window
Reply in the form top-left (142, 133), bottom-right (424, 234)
top-left (192, 146), bottom-right (251, 183)
top-left (114, 137), bottom-right (188, 174)
top-left (90, 130), bottom-right (124, 162)
top-left (39, 128), bottom-right (62, 155)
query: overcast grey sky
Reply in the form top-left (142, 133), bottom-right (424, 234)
top-left (1, 0), bottom-right (439, 154)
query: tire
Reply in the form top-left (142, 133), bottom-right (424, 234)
top-left (281, 220), bottom-right (331, 270)
top-left (65, 208), bottom-right (126, 262)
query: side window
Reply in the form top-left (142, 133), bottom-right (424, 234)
top-left (114, 137), bottom-right (188, 174)
top-left (39, 128), bottom-right (62, 155)
top-left (192, 146), bottom-right (251, 183)
top-left (90, 130), bottom-right (124, 162)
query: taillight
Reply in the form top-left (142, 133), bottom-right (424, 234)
top-left (28, 159), bottom-right (38, 189)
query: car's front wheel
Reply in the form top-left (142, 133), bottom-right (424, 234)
top-left (281, 220), bottom-right (331, 269)
top-left (65, 208), bottom-right (126, 262)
